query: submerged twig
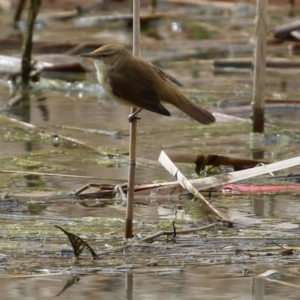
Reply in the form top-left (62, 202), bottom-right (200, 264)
top-left (0, 114), bottom-right (98, 151)
top-left (57, 124), bottom-right (123, 139)
top-left (138, 223), bottom-right (215, 243)
top-left (0, 169), bottom-right (103, 180)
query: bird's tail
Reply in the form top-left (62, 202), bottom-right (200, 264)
top-left (176, 96), bottom-right (215, 125)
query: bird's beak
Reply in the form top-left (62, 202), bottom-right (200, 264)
top-left (78, 52), bottom-right (94, 58)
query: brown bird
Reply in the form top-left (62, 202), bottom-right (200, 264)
top-left (79, 44), bottom-right (215, 124)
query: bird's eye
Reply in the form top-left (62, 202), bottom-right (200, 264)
top-left (101, 54), bottom-right (107, 59)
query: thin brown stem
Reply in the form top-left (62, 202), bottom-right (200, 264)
top-left (21, 0), bottom-right (42, 88)
top-left (125, 0), bottom-right (140, 239)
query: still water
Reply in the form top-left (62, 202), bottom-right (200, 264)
top-left (1, 266), bottom-right (300, 300)
top-left (1, 0), bottom-right (300, 299)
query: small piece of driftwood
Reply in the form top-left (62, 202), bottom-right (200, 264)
top-left (273, 19), bottom-right (300, 41)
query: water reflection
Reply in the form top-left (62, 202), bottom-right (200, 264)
top-left (1, 266), bottom-right (299, 300)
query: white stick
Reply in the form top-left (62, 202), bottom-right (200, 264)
top-left (159, 151), bottom-right (231, 221)
top-left (159, 150), bottom-right (300, 191)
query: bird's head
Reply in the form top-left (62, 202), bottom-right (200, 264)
top-left (79, 44), bottom-right (131, 72)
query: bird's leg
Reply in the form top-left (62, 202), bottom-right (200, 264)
top-left (128, 108), bottom-right (143, 122)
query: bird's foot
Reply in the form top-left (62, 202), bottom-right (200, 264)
top-left (128, 108), bottom-right (143, 122)
top-left (128, 114), bottom-right (141, 122)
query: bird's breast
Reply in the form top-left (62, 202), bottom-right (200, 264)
top-left (96, 70), bottom-right (133, 107)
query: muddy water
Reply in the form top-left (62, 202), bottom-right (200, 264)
top-left (1, 0), bottom-right (300, 298)
top-left (1, 266), bottom-right (300, 299)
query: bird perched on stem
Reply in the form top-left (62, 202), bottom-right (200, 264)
top-left (79, 44), bottom-right (215, 124)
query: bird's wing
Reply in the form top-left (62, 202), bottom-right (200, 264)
top-left (152, 64), bottom-right (183, 87)
top-left (108, 67), bottom-right (171, 116)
